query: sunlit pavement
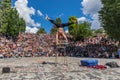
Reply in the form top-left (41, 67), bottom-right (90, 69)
top-left (0, 57), bottom-right (120, 80)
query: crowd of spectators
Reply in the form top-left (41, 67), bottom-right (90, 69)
top-left (66, 36), bottom-right (119, 58)
top-left (0, 33), bottom-right (55, 58)
top-left (0, 33), bottom-right (119, 59)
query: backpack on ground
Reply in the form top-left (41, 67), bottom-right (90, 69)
top-left (105, 61), bottom-right (119, 68)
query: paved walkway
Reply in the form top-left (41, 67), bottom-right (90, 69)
top-left (0, 57), bottom-right (120, 80)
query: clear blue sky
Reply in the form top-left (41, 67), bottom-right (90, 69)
top-left (12, 0), bottom-right (102, 33)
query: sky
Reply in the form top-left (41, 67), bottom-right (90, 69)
top-left (12, 0), bottom-right (103, 33)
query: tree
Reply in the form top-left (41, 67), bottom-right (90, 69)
top-left (0, 0), bottom-right (26, 37)
top-left (92, 28), bottom-right (105, 36)
top-left (99, 0), bottom-right (120, 40)
top-left (68, 16), bottom-right (77, 36)
top-left (37, 27), bottom-right (46, 34)
top-left (68, 16), bottom-right (92, 41)
top-left (1, 0), bottom-right (11, 10)
top-left (50, 18), bottom-right (61, 34)
top-left (0, 0), bottom-right (11, 34)
top-left (0, 0), bottom-right (2, 8)
top-left (7, 8), bottom-right (26, 36)
top-left (18, 17), bottom-right (26, 33)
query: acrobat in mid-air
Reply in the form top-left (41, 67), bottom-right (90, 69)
top-left (45, 15), bottom-right (77, 45)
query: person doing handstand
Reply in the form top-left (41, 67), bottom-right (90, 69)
top-left (45, 15), bottom-right (77, 45)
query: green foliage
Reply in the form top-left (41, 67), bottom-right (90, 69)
top-left (1, 0), bottom-right (11, 10)
top-left (94, 28), bottom-right (104, 34)
top-left (68, 16), bottom-right (92, 41)
top-left (79, 22), bottom-right (92, 38)
top-left (50, 18), bottom-right (61, 34)
top-left (68, 16), bottom-right (77, 35)
top-left (56, 18), bottom-right (61, 24)
top-left (18, 18), bottom-right (26, 33)
top-left (0, 0), bottom-right (26, 37)
top-left (50, 26), bottom-right (57, 34)
top-left (99, 0), bottom-right (120, 40)
top-left (37, 27), bottom-right (46, 34)
top-left (92, 28), bottom-right (105, 36)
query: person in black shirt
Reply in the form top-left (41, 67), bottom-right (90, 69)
top-left (45, 15), bottom-right (77, 45)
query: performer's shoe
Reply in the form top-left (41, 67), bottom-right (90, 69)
top-left (45, 15), bottom-right (50, 20)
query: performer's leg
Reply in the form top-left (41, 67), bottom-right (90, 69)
top-left (56, 32), bottom-right (59, 44)
top-left (45, 15), bottom-right (60, 26)
top-left (61, 32), bottom-right (68, 42)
